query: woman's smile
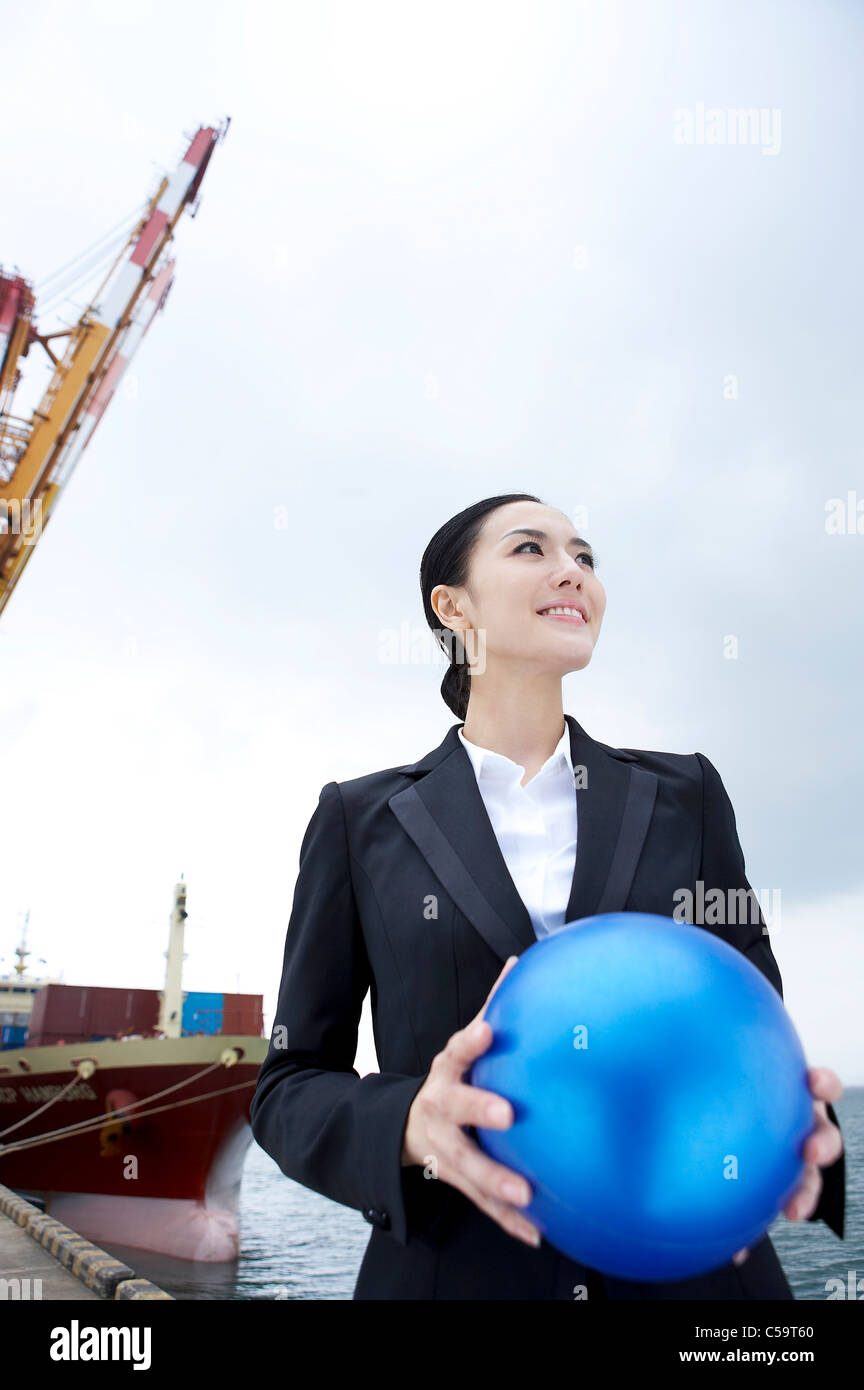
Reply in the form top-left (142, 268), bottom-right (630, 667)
top-left (537, 608), bottom-right (588, 625)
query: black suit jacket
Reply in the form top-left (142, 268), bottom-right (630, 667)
top-left (250, 714), bottom-right (845, 1300)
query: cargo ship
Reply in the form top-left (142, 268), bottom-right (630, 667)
top-left (0, 882), bottom-right (268, 1262)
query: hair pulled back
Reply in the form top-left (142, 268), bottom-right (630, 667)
top-left (419, 493), bottom-right (543, 720)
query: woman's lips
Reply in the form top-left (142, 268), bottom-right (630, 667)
top-left (538, 610), bottom-right (587, 625)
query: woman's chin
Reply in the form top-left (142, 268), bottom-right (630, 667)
top-left (562, 644), bottom-right (595, 674)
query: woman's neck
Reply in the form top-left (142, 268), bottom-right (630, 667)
top-left (461, 684), bottom-right (567, 770)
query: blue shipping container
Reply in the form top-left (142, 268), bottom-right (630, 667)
top-left (181, 991), bottom-right (223, 1035)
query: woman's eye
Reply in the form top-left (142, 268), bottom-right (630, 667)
top-left (513, 541), bottom-right (596, 569)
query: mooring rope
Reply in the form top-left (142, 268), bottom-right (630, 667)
top-left (0, 1052), bottom-right (244, 1146)
top-left (0, 1078), bottom-right (256, 1158)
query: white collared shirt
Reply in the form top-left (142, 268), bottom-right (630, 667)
top-left (457, 721), bottom-right (578, 940)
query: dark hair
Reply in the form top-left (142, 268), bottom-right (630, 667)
top-left (420, 493), bottom-right (544, 720)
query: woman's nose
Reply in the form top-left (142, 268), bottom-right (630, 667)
top-left (549, 558), bottom-right (584, 586)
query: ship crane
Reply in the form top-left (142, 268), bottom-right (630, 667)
top-left (0, 118), bottom-right (230, 619)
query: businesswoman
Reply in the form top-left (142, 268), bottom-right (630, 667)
top-left (251, 492), bottom-right (845, 1301)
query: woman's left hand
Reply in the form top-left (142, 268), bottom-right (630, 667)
top-left (732, 1065), bottom-right (844, 1266)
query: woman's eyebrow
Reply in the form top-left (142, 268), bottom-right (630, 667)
top-left (498, 527), bottom-right (593, 553)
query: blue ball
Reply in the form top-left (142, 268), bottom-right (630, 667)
top-left (468, 912), bottom-right (814, 1282)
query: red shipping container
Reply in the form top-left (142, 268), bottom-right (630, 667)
top-left (28, 985), bottom-right (90, 1040)
top-left (27, 985), bottom-right (160, 1045)
top-left (87, 988), bottom-right (159, 1036)
top-left (221, 993), bottom-right (263, 1036)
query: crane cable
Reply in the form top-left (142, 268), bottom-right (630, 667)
top-left (36, 230), bottom-right (141, 317)
top-left (35, 201), bottom-right (149, 293)
top-left (33, 202), bottom-right (153, 318)
top-left (36, 240), bottom-right (131, 317)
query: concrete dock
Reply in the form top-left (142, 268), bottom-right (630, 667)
top-left (0, 1183), bottom-right (173, 1300)
top-left (0, 1210), bottom-right (103, 1299)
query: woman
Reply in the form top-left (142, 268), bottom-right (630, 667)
top-left (251, 492), bottom-right (845, 1301)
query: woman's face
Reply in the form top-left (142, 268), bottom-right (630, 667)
top-left (434, 501), bottom-right (607, 677)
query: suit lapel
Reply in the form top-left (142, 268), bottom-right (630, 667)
top-left (388, 714), bottom-right (658, 964)
top-left (565, 718), bottom-right (659, 922)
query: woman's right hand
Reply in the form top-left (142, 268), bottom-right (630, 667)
top-left (400, 954), bottom-right (541, 1248)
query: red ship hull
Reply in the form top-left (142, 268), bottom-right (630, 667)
top-left (0, 1035), bottom-right (268, 1261)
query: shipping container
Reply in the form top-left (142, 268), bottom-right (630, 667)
top-left (221, 993), bottom-right (263, 1036)
top-left (25, 983), bottom-right (263, 1044)
top-left (28, 983), bottom-right (90, 1038)
top-left (181, 991), bottom-right (223, 1035)
top-left (26, 984), bottom-right (159, 1046)
top-left (87, 987), bottom-right (159, 1037)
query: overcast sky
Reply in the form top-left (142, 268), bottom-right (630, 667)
top-left (1, 0), bottom-right (861, 1084)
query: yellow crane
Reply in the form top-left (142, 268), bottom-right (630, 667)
top-left (0, 119), bottom-right (229, 618)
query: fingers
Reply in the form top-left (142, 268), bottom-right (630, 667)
top-left (422, 955), bottom-right (542, 1248)
top-left (449, 1129), bottom-right (533, 1208)
top-left (455, 1079), bottom-right (514, 1133)
top-left (457, 1169), bottom-right (541, 1248)
top-left (420, 1036), bottom-right (539, 1246)
top-left (438, 1015), bottom-right (496, 1083)
top-left (439, 956), bottom-right (520, 1082)
top-left (803, 1100), bottom-right (844, 1167)
top-left (436, 1122), bottom-right (539, 1246)
top-left (732, 1248), bottom-right (749, 1265)
top-left (784, 1161), bottom-right (822, 1221)
top-left (807, 1066), bottom-right (843, 1103)
top-left (433, 1077), bottom-right (528, 1195)
top-left (447, 1116), bottom-right (533, 1204)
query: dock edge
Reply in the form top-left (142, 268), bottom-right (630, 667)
top-left (0, 1182), bottom-right (174, 1299)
